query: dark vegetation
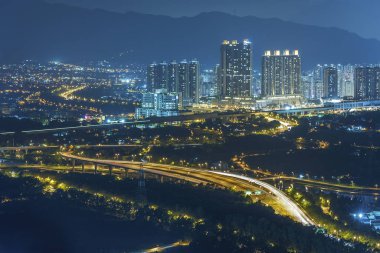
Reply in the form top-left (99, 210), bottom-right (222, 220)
top-left (245, 146), bottom-right (380, 186)
top-left (149, 135), bottom-right (290, 165)
top-left (0, 117), bottom-right (84, 132)
top-left (245, 113), bottom-right (380, 186)
top-left (285, 185), bottom-right (380, 247)
top-left (0, 169), bottom-right (370, 253)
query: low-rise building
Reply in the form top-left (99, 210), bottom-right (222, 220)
top-left (135, 89), bottom-right (180, 119)
top-left (352, 211), bottom-right (380, 232)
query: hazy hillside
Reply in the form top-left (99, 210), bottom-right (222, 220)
top-left (0, 0), bottom-right (379, 69)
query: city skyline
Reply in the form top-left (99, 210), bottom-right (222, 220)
top-left (146, 43), bottom-right (379, 105)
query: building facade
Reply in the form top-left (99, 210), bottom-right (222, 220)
top-left (219, 39), bottom-right (252, 99)
top-left (302, 74), bottom-right (313, 100)
top-left (340, 65), bottom-right (355, 98)
top-left (307, 64), bottom-right (353, 100)
top-left (135, 89), bottom-right (179, 119)
top-left (188, 61), bottom-right (200, 104)
top-left (147, 62), bottom-right (168, 91)
top-left (323, 66), bottom-right (338, 98)
top-left (261, 50), bottom-right (301, 97)
top-left (354, 66), bottom-right (380, 100)
top-left (147, 60), bottom-right (200, 106)
top-left (200, 69), bottom-right (218, 97)
top-left (168, 61), bottom-right (178, 93)
top-left (312, 64), bottom-right (324, 100)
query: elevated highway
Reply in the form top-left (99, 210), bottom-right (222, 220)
top-left (60, 152), bottom-right (315, 226)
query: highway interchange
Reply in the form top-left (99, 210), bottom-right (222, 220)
top-left (2, 144), bottom-right (380, 226)
top-left (61, 152), bottom-right (316, 225)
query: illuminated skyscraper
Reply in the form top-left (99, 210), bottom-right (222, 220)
top-left (354, 67), bottom-right (367, 100)
top-left (147, 63), bottom-right (157, 91)
top-left (178, 60), bottom-right (189, 98)
top-left (302, 74), bottom-right (313, 99)
top-left (261, 50), bottom-right (301, 97)
top-left (147, 62), bottom-right (168, 91)
top-left (201, 68), bottom-right (218, 97)
top-left (310, 64), bottom-right (354, 99)
top-left (340, 65), bottom-right (355, 98)
top-left (312, 64), bottom-right (324, 99)
top-left (215, 64), bottom-right (221, 97)
top-left (188, 60), bottom-right (200, 104)
top-left (323, 66), bottom-right (338, 98)
top-left (354, 66), bottom-right (380, 100)
top-left (168, 61), bottom-right (178, 93)
top-left (220, 39), bottom-right (252, 99)
top-left (148, 60), bottom-right (200, 105)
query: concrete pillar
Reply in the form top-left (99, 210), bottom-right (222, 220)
top-left (94, 163), bottom-right (98, 174)
top-left (81, 162), bottom-right (85, 173)
top-left (109, 166), bottom-right (113, 175)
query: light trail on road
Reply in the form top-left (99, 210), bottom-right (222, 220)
top-left (211, 171), bottom-right (315, 226)
top-left (60, 152), bottom-right (315, 226)
top-left (141, 240), bottom-right (190, 253)
top-left (235, 158), bottom-right (380, 196)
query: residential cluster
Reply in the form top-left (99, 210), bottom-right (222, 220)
top-left (136, 39), bottom-right (380, 118)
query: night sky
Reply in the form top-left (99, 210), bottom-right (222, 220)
top-left (46, 0), bottom-right (380, 40)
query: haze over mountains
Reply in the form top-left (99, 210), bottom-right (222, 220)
top-left (47, 0), bottom-right (380, 40)
top-left (0, 0), bottom-right (380, 69)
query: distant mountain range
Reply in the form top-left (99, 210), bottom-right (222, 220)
top-left (0, 0), bottom-right (380, 69)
